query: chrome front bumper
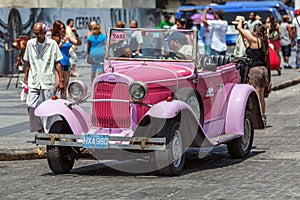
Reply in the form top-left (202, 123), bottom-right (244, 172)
top-left (35, 133), bottom-right (166, 151)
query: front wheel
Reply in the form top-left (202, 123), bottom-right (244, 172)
top-left (47, 146), bottom-right (75, 174)
top-left (155, 120), bottom-right (186, 176)
top-left (46, 120), bottom-right (76, 174)
top-left (227, 111), bottom-right (254, 158)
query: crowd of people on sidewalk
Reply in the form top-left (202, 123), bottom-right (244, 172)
top-left (157, 8), bottom-right (287, 126)
top-left (159, 9), bottom-right (300, 74)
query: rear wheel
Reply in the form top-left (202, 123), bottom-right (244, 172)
top-left (46, 120), bottom-right (76, 174)
top-left (155, 120), bottom-right (186, 176)
top-left (227, 111), bottom-right (254, 158)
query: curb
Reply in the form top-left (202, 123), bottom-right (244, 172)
top-left (0, 147), bottom-right (46, 161)
top-left (271, 77), bottom-right (300, 91)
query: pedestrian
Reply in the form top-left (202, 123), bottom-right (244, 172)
top-left (129, 20), bottom-right (143, 55)
top-left (202, 7), bottom-right (228, 55)
top-left (52, 20), bottom-right (82, 99)
top-left (157, 13), bottom-right (173, 29)
top-left (87, 23), bottom-right (106, 84)
top-left (191, 19), bottom-right (205, 55)
top-left (232, 15), bottom-right (249, 57)
top-left (280, 15), bottom-right (293, 69)
top-left (66, 18), bottom-right (80, 77)
top-left (85, 21), bottom-right (97, 39)
top-left (23, 22), bottom-right (63, 133)
top-left (291, 8), bottom-right (300, 71)
top-left (236, 22), bottom-right (270, 127)
top-left (170, 18), bottom-right (179, 30)
top-left (246, 12), bottom-right (262, 34)
top-left (115, 21), bottom-right (126, 28)
top-left (266, 15), bottom-right (281, 65)
top-left (203, 23), bottom-right (213, 56)
top-left (174, 18), bottom-right (193, 45)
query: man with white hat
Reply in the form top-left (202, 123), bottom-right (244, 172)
top-left (232, 15), bottom-right (250, 57)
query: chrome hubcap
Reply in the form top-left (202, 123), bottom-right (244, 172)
top-left (242, 118), bottom-right (251, 151)
top-left (172, 130), bottom-right (182, 168)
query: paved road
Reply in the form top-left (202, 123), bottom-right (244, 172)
top-left (0, 83), bottom-right (299, 199)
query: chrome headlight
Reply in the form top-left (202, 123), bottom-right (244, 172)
top-left (129, 81), bottom-right (147, 101)
top-left (68, 80), bottom-right (88, 101)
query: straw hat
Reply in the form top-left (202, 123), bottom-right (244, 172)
top-left (232, 15), bottom-right (247, 24)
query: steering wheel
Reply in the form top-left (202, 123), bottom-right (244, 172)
top-left (165, 51), bottom-right (187, 60)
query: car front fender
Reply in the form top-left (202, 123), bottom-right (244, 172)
top-left (225, 84), bottom-right (264, 135)
top-left (134, 100), bottom-right (214, 147)
top-left (35, 99), bottom-right (91, 134)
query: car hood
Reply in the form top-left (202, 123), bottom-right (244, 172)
top-left (104, 61), bottom-right (194, 83)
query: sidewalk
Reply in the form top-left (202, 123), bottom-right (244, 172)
top-left (0, 65), bottom-right (300, 161)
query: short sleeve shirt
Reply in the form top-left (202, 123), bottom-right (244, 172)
top-left (292, 16), bottom-right (300, 40)
top-left (207, 19), bottom-right (228, 52)
top-left (23, 37), bottom-right (63, 89)
top-left (179, 45), bottom-right (193, 57)
top-left (87, 33), bottom-right (106, 58)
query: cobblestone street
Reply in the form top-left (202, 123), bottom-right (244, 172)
top-left (1, 84), bottom-right (300, 199)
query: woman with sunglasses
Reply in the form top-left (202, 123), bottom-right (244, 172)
top-left (52, 20), bottom-right (82, 99)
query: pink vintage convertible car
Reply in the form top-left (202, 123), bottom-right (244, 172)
top-left (35, 28), bottom-right (264, 176)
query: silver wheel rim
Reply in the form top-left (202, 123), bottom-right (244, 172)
top-left (172, 130), bottom-right (183, 168)
top-left (187, 96), bottom-right (201, 121)
top-left (242, 117), bottom-right (251, 151)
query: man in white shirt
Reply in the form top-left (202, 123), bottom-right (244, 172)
top-left (292, 8), bottom-right (300, 70)
top-left (202, 8), bottom-right (228, 55)
top-left (23, 22), bottom-right (63, 132)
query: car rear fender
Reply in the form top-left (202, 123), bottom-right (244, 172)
top-left (34, 99), bottom-right (90, 134)
top-left (225, 84), bottom-right (264, 134)
top-left (134, 100), bottom-right (214, 147)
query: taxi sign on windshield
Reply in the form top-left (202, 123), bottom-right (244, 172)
top-left (111, 31), bottom-right (126, 41)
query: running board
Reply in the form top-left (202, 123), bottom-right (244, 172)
top-left (209, 134), bottom-right (242, 145)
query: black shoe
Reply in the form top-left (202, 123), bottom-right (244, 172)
top-left (284, 65), bottom-right (293, 69)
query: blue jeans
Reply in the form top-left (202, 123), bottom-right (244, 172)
top-left (212, 49), bottom-right (226, 55)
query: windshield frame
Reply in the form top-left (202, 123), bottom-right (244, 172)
top-left (105, 28), bottom-right (198, 63)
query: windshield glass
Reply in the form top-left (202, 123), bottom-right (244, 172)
top-left (106, 28), bottom-right (196, 61)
